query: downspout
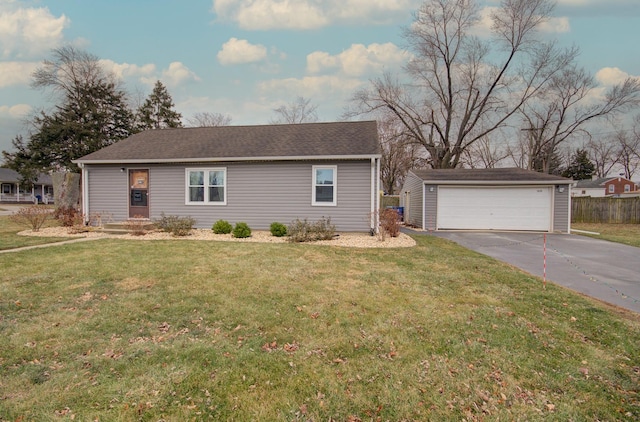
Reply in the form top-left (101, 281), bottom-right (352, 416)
top-left (79, 163), bottom-right (89, 223)
top-left (422, 183), bottom-right (426, 231)
top-left (376, 157), bottom-right (380, 233)
top-left (370, 158), bottom-right (376, 233)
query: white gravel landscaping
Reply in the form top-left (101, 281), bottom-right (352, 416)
top-left (19, 226), bottom-right (416, 248)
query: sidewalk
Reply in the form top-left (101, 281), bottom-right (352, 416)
top-left (0, 237), bottom-right (101, 254)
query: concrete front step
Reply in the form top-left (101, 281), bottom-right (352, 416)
top-left (101, 221), bottom-right (155, 234)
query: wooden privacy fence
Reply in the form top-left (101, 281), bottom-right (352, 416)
top-left (572, 197), bottom-right (640, 224)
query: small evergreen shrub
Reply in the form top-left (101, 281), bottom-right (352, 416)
top-left (232, 222), bottom-right (252, 238)
top-left (287, 217), bottom-right (335, 242)
top-left (270, 222), bottom-right (287, 237)
top-left (154, 213), bottom-right (196, 236)
top-left (212, 219), bottom-right (233, 234)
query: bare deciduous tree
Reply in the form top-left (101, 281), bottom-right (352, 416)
top-left (587, 136), bottom-right (619, 178)
top-left (347, 0), bottom-right (577, 169)
top-left (461, 135), bottom-right (509, 168)
top-left (187, 112), bottom-right (232, 127)
top-left (613, 119), bottom-right (640, 179)
top-left (378, 115), bottom-right (427, 194)
top-left (270, 96), bottom-right (318, 124)
top-left (518, 66), bottom-right (640, 173)
top-left (31, 45), bottom-right (116, 103)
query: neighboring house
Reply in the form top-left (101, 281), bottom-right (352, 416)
top-left (572, 177), bottom-right (638, 197)
top-left (74, 121), bottom-right (382, 232)
top-left (0, 168), bottom-right (54, 203)
top-left (400, 168), bottom-right (572, 233)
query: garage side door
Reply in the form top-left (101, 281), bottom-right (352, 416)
top-left (437, 186), bottom-right (552, 231)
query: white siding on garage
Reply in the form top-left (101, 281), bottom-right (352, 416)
top-left (437, 186), bottom-right (553, 231)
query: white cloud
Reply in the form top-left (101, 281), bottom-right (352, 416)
top-left (595, 67), bottom-right (639, 86)
top-left (473, 6), bottom-right (570, 37)
top-left (0, 3), bottom-right (69, 58)
top-left (217, 37), bottom-right (267, 65)
top-left (212, 0), bottom-right (418, 30)
top-left (0, 61), bottom-right (38, 88)
top-left (162, 62), bottom-right (201, 86)
top-left (258, 75), bottom-right (363, 99)
top-left (99, 59), bottom-right (156, 81)
top-left (538, 17), bottom-right (570, 33)
top-left (307, 43), bottom-right (410, 77)
top-left (0, 103), bottom-right (31, 118)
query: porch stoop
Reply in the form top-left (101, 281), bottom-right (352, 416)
top-left (100, 221), bottom-right (156, 235)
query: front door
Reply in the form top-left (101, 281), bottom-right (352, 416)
top-left (129, 169), bottom-right (149, 218)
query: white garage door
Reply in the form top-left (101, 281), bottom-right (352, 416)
top-left (437, 186), bottom-right (552, 231)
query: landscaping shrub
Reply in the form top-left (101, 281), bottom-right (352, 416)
top-left (9, 205), bottom-right (52, 232)
top-left (379, 208), bottom-right (401, 238)
top-left (154, 213), bottom-right (196, 236)
top-left (54, 206), bottom-right (83, 227)
top-left (232, 222), bottom-right (252, 238)
top-left (287, 217), bottom-right (335, 242)
top-left (270, 222), bottom-right (287, 237)
top-left (124, 216), bottom-right (149, 236)
top-left (212, 219), bottom-right (233, 234)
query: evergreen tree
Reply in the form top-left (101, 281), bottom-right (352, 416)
top-left (136, 80), bottom-right (183, 130)
top-left (3, 80), bottom-right (135, 174)
top-left (562, 148), bottom-right (596, 180)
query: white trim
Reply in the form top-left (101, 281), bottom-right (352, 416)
top-left (75, 154), bottom-right (382, 165)
top-left (312, 165), bottom-right (337, 206)
top-left (185, 168), bottom-right (227, 205)
top-left (81, 166), bottom-right (89, 221)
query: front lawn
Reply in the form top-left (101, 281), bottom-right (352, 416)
top-left (0, 236), bottom-right (638, 420)
top-left (0, 212), bottom-right (68, 251)
top-left (572, 223), bottom-right (640, 248)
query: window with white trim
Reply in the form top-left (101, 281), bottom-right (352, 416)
top-left (624, 184), bottom-right (631, 192)
top-left (312, 165), bottom-right (337, 206)
top-left (608, 184), bottom-right (615, 193)
top-left (186, 168), bottom-right (226, 205)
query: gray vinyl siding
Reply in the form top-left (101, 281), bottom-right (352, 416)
top-left (400, 172), bottom-right (424, 229)
top-left (424, 185), bottom-right (437, 231)
top-left (553, 186), bottom-right (571, 233)
top-left (86, 166), bottom-right (129, 220)
top-left (86, 160), bottom-right (374, 232)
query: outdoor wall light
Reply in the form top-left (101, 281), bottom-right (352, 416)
top-left (120, 167), bottom-right (125, 173)
top-left (429, 187), bottom-right (435, 192)
top-left (557, 186), bottom-right (565, 193)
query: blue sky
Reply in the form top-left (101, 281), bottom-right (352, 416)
top-left (1, 0), bottom-right (639, 155)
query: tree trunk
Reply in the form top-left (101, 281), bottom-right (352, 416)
top-left (52, 172), bottom-right (81, 211)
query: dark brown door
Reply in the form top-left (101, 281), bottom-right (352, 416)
top-left (129, 169), bottom-right (149, 218)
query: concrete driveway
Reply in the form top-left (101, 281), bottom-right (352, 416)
top-left (0, 204), bottom-right (25, 216)
top-left (422, 230), bottom-right (640, 314)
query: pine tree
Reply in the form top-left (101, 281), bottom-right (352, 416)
top-left (562, 148), bottom-right (596, 180)
top-left (136, 80), bottom-right (183, 130)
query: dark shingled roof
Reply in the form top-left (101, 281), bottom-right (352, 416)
top-left (0, 168), bottom-right (52, 184)
top-left (411, 167), bottom-right (571, 183)
top-left (76, 121), bottom-right (380, 163)
top-left (574, 177), bottom-right (618, 188)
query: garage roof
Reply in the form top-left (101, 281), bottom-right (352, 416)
top-left (411, 168), bottom-right (571, 184)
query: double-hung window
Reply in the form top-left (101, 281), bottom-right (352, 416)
top-left (312, 165), bottom-right (337, 206)
top-left (186, 168), bottom-right (226, 205)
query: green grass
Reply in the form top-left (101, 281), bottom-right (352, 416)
top-left (0, 214), bottom-right (70, 251)
top-left (0, 235), bottom-right (639, 420)
top-left (572, 223), bottom-right (640, 247)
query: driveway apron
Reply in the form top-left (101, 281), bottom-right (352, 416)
top-left (421, 231), bottom-right (640, 314)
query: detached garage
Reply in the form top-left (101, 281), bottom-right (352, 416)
top-left (400, 168), bottom-right (572, 233)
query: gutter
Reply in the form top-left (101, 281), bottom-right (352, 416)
top-left (73, 154), bottom-right (382, 165)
